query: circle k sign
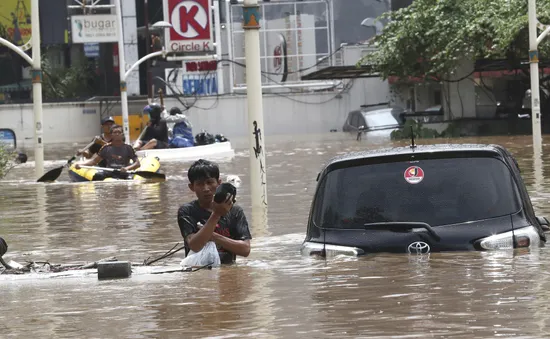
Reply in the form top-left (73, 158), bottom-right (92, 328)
top-left (164, 0), bottom-right (214, 53)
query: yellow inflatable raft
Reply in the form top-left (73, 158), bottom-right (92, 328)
top-left (68, 156), bottom-right (162, 182)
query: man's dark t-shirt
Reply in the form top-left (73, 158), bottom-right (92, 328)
top-left (177, 200), bottom-right (252, 264)
top-left (142, 121), bottom-right (169, 143)
top-left (98, 144), bottom-right (138, 169)
top-left (88, 135), bottom-right (109, 167)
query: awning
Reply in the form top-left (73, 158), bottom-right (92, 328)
top-left (301, 65), bottom-right (379, 81)
top-left (301, 58), bottom-right (550, 82)
top-left (0, 80), bottom-right (32, 93)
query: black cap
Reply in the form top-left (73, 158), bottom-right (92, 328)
top-left (101, 116), bottom-right (115, 125)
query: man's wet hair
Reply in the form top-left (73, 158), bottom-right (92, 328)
top-left (188, 159), bottom-right (220, 183)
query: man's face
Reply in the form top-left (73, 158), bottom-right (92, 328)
top-left (110, 128), bottom-right (124, 142)
top-left (189, 177), bottom-right (221, 203)
top-left (102, 121), bottom-right (114, 134)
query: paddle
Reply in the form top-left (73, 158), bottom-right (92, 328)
top-left (37, 139), bottom-right (97, 182)
top-left (78, 165), bottom-right (166, 180)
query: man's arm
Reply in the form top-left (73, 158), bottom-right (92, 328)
top-left (75, 154), bottom-right (103, 168)
top-left (212, 235), bottom-right (250, 257)
top-left (212, 205), bottom-right (252, 257)
top-left (186, 212), bottom-right (220, 252)
top-left (123, 148), bottom-right (140, 171)
top-left (186, 195), bottom-right (235, 252)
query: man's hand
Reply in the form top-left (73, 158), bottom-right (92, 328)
top-left (212, 194), bottom-right (234, 217)
top-left (119, 167), bottom-right (127, 173)
top-left (75, 163), bottom-right (81, 170)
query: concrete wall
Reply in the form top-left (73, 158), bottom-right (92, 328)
top-left (442, 61), bottom-right (476, 120)
top-left (0, 102), bottom-right (102, 149)
top-left (0, 79), bottom-right (389, 149)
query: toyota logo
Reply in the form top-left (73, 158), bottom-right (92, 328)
top-left (407, 241), bottom-right (430, 254)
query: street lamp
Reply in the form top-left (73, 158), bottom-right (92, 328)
top-left (0, 0), bottom-right (43, 180)
top-left (361, 17), bottom-right (384, 36)
top-left (114, 0), bottom-right (172, 144)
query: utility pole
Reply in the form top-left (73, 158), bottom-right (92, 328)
top-left (144, 0), bottom-right (153, 103)
top-left (243, 0), bottom-right (268, 228)
top-left (528, 0), bottom-right (543, 153)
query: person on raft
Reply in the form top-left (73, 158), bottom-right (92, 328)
top-left (133, 103), bottom-right (169, 151)
top-left (77, 116), bottom-right (115, 167)
top-left (74, 124), bottom-right (140, 180)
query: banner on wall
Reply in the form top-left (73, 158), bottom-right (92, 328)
top-left (0, 0), bottom-right (32, 47)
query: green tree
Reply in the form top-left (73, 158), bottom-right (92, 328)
top-left (0, 145), bottom-right (16, 179)
top-left (358, 0), bottom-right (550, 80)
top-left (41, 51), bottom-right (97, 100)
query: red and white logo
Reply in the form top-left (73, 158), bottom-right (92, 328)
top-left (164, 0), bottom-right (213, 52)
top-left (404, 166), bottom-right (424, 184)
top-left (273, 45), bottom-right (282, 70)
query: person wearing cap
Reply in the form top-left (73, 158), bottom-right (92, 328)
top-left (133, 103), bottom-right (169, 150)
top-left (75, 124), bottom-right (140, 180)
top-left (77, 116), bottom-right (115, 167)
top-left (162, 106), bottom-right (194, 148)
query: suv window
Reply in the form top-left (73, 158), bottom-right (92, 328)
top-left (362, 109), bottom-right (401, 129)
top-left (313, 156), bottom-right (521, 229)
top-left (350, 112), bottom-right (360, 128)
top-left (0, 129), bottom-right (16, 150)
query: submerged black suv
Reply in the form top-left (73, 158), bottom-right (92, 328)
top-left (301, 144), bottom-right (549, 256)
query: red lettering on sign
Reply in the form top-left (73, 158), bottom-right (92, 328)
top-left (179, 5), bottom-right (201, 34)
top-left (185, 61), bottom-right (217, 72)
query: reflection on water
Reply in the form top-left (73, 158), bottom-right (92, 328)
top-left (2, 134), bottom-right (550, 338)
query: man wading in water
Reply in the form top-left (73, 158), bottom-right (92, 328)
top-left (177, 159), bottom-right (252, 264)
top-left (75, 124), bottom-right (140, 180)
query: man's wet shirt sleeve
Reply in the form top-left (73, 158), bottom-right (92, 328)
top-left (232, 206), bottom-right (252, 241)
top-left (178, 204), bottom-right (198, 239)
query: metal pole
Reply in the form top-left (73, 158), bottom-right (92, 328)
top-left (31, 0), bottom-right (44, 179)
top-left (329, 0), bottom-right (335, 66)
top-left (213, 0), bottom-right (225, 94)
top-left (225, 0), bottom-right (235, 93)
top-left (144, 0), bottom-right (153, 103)
top-left (115, 0), bottom-right (131, 144)
top-left (243, 0), bottom-right (268, 228)
top-left (529, 0), bottom-right (543, 152)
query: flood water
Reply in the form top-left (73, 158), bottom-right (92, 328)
top-left (2, 133), bottom-right (550, 338)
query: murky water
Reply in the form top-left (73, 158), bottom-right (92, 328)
top-left (2, 133), bottom-right (550, 338)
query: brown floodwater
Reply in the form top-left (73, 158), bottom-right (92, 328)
top-left (2, 133), bottom-right (550, 338)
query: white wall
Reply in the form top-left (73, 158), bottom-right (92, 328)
top-left (0, 85), bottom-right (387, 149)
top-left (442, 60), bottom-right (476, 119)
top-left (0, 102), bottom-right (102, 149)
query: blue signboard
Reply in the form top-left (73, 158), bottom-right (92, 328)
top-left (84, 43), bottom-right (100, 58)
top-left (182, 74), bottom-right (218, 96)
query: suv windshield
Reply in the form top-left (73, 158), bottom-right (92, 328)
top-left (313, 156), bottom-right (521, 229)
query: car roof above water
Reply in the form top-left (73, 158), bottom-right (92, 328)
top-left (320, 144), bottom-right (509, 176)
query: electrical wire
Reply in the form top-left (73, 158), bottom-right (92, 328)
top-left (156, 50), bottom-right (349, 112)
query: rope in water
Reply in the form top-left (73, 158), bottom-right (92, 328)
top-left (143, 242), bottom-right (186, 266)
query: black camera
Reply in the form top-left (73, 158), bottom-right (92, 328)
top-left (214, 183), bottom-right (237, 203)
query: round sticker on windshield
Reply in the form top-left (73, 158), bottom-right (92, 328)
top-left (404, 166), bottom-right (424, 184)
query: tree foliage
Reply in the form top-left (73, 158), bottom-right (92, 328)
top-left (358, 0), bottom-right (550, 80)
top-left (0, 145), bottom-right (16, 179)
top-left (41, 52), bottom-right (97, 100)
